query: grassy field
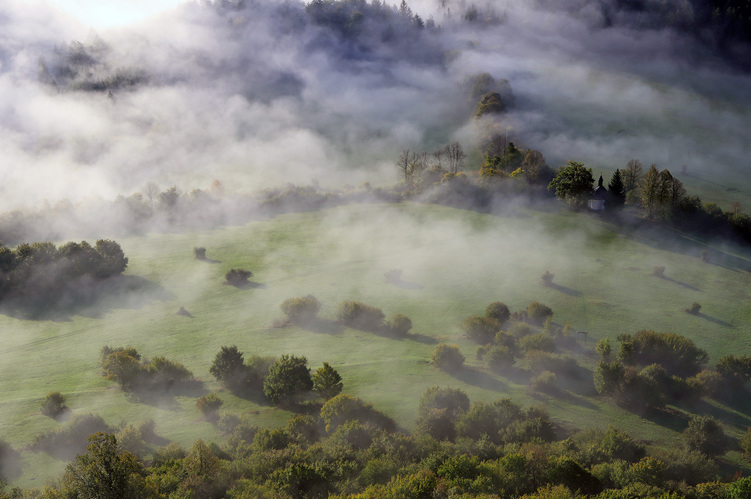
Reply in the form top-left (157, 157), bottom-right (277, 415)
top-left (2, 201), bottom-right (751, 487)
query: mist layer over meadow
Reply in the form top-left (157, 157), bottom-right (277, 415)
top-left (2, 0), bottom-right (751, 490)
top-left (1, 0), bottom-right (749, 215)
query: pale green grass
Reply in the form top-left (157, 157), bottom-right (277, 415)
top-left (2, 202), bottom-right (751, 487)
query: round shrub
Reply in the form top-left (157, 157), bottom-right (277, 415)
top-left (508, 323), bottom-right (532, 338)
top-left (224, 268), bottom-right (252, 286)
top-left (196, 393), bottom-right (224, 421)
top-left (431, 344), bottom-right (465, 371)
top-left (41, 392), bottom-right (66, 418)
top-left (486, 345), bottom-right (514, 373)
top-left (280, 295), bottom-right (321, 323)
top-left (520, 333), bottom-right (556, 353)
top-left (386, 313), bottom-right (413, 336)
top-left (531, 371), bottom-right (557, 392)
top-left (485, 302), bottom-right (510, 324)
top-left (337, 301), bottom-right (385, 331)
top-left (683, 415), bottom-right (727, 457)
top-left (460, 316), bottom-right (500, 344)
top-left (527, 302), bottom-right (553, 324)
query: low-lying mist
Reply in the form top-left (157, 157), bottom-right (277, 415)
top-left (1, 0), bottom-right (749, 220)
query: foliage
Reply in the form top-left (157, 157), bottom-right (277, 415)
top-left (385, 313), bottom-right (412, 336)
top-left (320, 394), bottom-right (395, 433)
top-left (312, 362), bottom-right (343, 400)
top-left (225, 268), bottom-right (253, 285)
top-left (527, 301), bottom-right (553, 324)
top-left (60, 433), bottom-right (143, 498)
top-left (336, 301), bottom-right (385, 331)
top-left (475, 91), bottom-right (505, 117)
top-left (531, 371), bottom-right (557, 392)
top-left (683, 415), bottom-right (727, 457)
top-left (263, 355), bottom-right (313, 404)
top-left (520, 332), bottom-right (556, 353)
top-left (547, 161), bottom-right (595, 207)
top-left (596, 337), bottom-right (612, 361)
top-left (31, 413), bottom-right (112, 459)
top-left (485, 345), bottom-right (514, 372)
top-left (280, 295), bottom-right (321, 323)
top-left (430, 344), bottom-right (465, 371)
top-left (196, 393), bottom-right (224, 420)
top-left (460, 315), bottom-right (500, 344)
top-left (740, 427), bottom-right (751, 458)
top-left (209, 345), bottom-right (247, 387)
top-left (101, 346), bottom-right (193, 391)
top-left (485, 301), bottom-right (510, 324)
top-left (193, 247), bottom-right (206, 259)
top-left (41, 391), bottom-right (66, 418)
top-left (629, 330), bottom-right (709, 377)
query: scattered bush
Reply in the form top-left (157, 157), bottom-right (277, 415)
top-left (336, 301), bottom-right (385, 331)
top-left (384, 269), bottom-right (402, 283)
top-left (686, 302), bottom-right (701, 314)
top-left (31, 413), bottom-right (111, 458)
top-left (101, 346), bottom-right (193, 391)
top-left (527, 351), bottom-right (579, 375)
top-left (485, 301), bottom-right (510, 324)
top-left (486, 345), bottom-right (514, 373)
top-left (520, 333), bottom-right (557, 353)
top-left (193, 247), bottom-right (206, 260)
top-left (629, 330), bottom-right (709, 377)
top-left (531, 371), bottom-right (557, 392)
top-left (431, 344), bottom-right (465, 371)
top-left (224, 268), bottom-right (253, 286)
top-left (740, 427), bottom-right (751, 458)
top-left (197, 393), bottom-right (224, 421)
top-left (385, 313), bottom-right (413, 336)
top-left (596, 337), bottom-right (612, 361)
top-left (280, 295), bottom-right (321, 323)
top-left (460, 315), bottom-right (500, 344)
top-left (541, 270), bottom-right (554, 286)
top-left (527, 301), bottom-right (553, 324)
top-left (652, 266), bottom-right (665, 277)
top-left (41, 391), bottom-right (66, 418)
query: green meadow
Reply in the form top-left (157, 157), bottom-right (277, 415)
top-left (2, 201), bottom-right (751, 487)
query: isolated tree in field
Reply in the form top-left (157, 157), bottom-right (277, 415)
top-left (263, 355), bottom-right (313, 404)
top-left (193, 247), bottom-right (206, 260)
top-left (385, 313), bottom-right (412, 336)
top-left (312, 362), bottom-right (343, 400)
top-left (196, 393), bottom-right (223, 421)
top-left (281, 295), bottom-right (321, 323)
top-left (336, 301), bottom-right (385, 331)
top-left (527, 301), bottom-right (553, 324)
top-left (41, 391), bottom-right (67, 418)
top-left (547, 161), bottom-right (594, 207)
top-left (209, 345), bottom-right (246, 387)
top-left (683, 415), bottom-right (727, 457)
top-left (224, 268), bottom-right (252, 286)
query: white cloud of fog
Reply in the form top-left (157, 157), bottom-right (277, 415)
top-left (0, 0), bottom-right (749, 214)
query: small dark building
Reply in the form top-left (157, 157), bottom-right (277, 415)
top-left (589, 175), bottom-right (609, 211)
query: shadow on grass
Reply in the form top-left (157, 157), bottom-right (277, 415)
top-left (226, 281), bottom-right (268, 290)
top-left (545, 283), bottom-right (583, 297)
top-left (694, 312), bottom-right (734, 328)
top-left (298, 318), bottom-right (344, 335)
top-left (638, 406), bottom-right (691, 432)
top-left (126, 380), bottom-right (208, 410)
top-left (0, 444), bottom-right (23, 480)
top-left (655, 274), bottom-right (702, 292)
top-left (449, 367), bottom-right (506, 391)
top-left (406, 333), bottom-right (438, 345)
top-left (392, 280), bottom-right (424, 290)
top-left (675, 397), bottom-right (751, 428)
top-left (0, 275), bottom-right (173, 323)
top-left (197, 257), bottom-right (222, 264)
top-left (546, 388), bottom-right (599, 410)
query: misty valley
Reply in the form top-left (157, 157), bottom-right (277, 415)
top-left (1, 0), bottom-right (751, 497)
